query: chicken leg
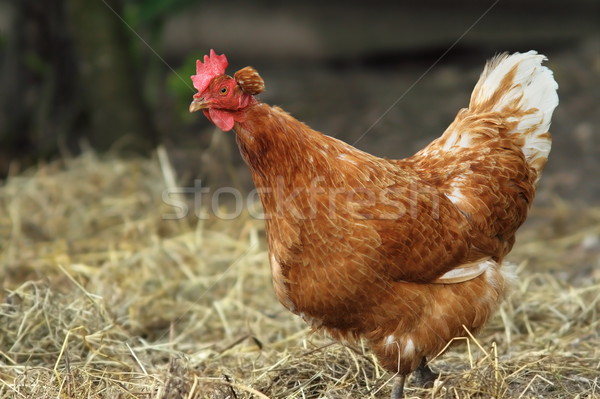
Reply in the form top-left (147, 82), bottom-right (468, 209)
top-left (390, 358), bottom-right (438, 399)
top-left (412, 357), bottom-right (438, 388)
top-left (390, 375), bottom-right (406, 399)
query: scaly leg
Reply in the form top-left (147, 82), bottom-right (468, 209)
top-left (390, 375), bottom-right (406, 399)
top-left (412, 357), bottom-right (439, 388)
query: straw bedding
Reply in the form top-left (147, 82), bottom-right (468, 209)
top-left (0, 149), bottom-right (598, 398)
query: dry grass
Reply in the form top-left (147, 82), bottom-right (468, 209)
top-left (0, 148), bottom-right (598, 398)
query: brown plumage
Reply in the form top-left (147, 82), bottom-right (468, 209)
top-left (189, 50), bottom-right (558, 398)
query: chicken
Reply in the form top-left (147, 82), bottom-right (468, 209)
top-left (189, 49), bottom-right (558, 398)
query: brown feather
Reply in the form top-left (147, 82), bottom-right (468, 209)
top-left (196, 50), bottom-right (558, 391)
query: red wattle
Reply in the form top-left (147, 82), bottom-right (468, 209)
top-left (208, 109), bottom-right (235, 131)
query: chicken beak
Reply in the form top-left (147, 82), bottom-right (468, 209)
top-left (189, 98), bottom-right (208, 113)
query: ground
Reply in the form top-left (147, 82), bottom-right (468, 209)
top-left (0, 146), bottom-right (598, 398)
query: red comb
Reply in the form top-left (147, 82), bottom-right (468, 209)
top-left (191, 49), bottom-right (228, 94)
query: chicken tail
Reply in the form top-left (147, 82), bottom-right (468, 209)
top-left (468, 51), bottom-right (559, 178)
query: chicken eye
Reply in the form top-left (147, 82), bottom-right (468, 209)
top-left (220, 86), bottom-right (228, 95)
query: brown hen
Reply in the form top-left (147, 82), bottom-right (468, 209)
top-left (189, 50), bottom-right (558, 398)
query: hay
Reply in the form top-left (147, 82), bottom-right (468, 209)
top-left (0, 149), bottom-right (598, 398)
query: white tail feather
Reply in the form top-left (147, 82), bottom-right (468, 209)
top-left (470, 51), bottom-right (559, 177)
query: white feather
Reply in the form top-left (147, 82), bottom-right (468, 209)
top-left (403, 338), bottom-right (415, 356)
top-left (434, 258), bottom-right (495, 284)
top-left (471, 51), bottom-right (558, 175)
top-left (384, 335), bottom-right (396, 346)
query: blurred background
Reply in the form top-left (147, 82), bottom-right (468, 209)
top-left (1, 0), bottom-right (599, 204)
